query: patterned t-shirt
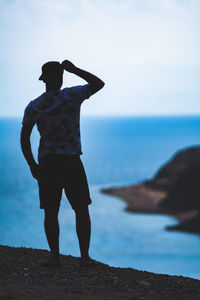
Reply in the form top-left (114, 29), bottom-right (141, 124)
top-left (22, 84), bottom-right (92, 159)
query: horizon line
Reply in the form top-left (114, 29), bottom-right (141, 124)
top-left (0, 114), bottom-right (200, 119)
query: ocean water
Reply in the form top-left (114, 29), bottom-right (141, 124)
top-left (0, 116), bottom-right (200, 279)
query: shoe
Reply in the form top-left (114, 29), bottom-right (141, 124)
top-left (79, 257), bottom-right (98, 268)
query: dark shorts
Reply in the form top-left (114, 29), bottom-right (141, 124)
top-left (38, 154), bottom-right (92, 210)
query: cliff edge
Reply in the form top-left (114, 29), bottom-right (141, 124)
top-left (1, 245), bottom-right (200, 300)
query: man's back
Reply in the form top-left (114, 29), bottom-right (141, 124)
top-left (22, 84), bottom-right (93, 159)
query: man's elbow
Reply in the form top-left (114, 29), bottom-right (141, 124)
top-left (20, 130), bottom-right (28, 147)
top-left (89, 80), bottom-right (105, 95)
top-left (97, 80), bottom-right (105, 91)
top-left (20, 124), bottom-right (33, 144)
top-left (99, 80), bottom-right (105, 89)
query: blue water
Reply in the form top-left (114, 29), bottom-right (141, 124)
top-left (0, 116), bottom-right (200, 279)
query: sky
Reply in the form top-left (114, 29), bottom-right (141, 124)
top-left (1, 0), bottom-right (200, 116)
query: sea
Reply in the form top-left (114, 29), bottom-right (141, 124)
top-left (0, 116), bottom-right (200, 279)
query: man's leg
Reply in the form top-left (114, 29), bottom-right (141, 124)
top-left (41, 204), bottom-right (61, 267)
top-left (44, 205), bottom-right (60, 258)
top-left (64, 157), bottom-right (96, 266)
top-left (75, 206), bottom-right (91, 261)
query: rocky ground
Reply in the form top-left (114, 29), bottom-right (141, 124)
top-left (1, 245), bottom-right (200, 300)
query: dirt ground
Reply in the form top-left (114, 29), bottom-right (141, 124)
top-left (0, 245), bottom-right (200, 300)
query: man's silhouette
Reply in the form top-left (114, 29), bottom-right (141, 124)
top-left (20, 60), bottom-right (104, 267)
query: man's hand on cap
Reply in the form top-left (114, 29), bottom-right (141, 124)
top-left (61, 60), bottom-right (77, 73)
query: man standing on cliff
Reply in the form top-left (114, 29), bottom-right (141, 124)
top-left (20, 60), bottom-right (104, 267)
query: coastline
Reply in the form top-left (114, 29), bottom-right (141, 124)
top-left (1, 245), bottom-right (200, 300)
top-left (101, 183), bottom-right (198, 222)
top-left (101, 146), bottom-right (200, 235)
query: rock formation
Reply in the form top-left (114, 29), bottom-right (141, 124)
top-left (103, 146), bottom-right (200, 234)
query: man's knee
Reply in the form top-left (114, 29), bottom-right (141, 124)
top-left (74, 206), bottom-right (89, 216)
top-left (44, 206), bottom-right (59, 218)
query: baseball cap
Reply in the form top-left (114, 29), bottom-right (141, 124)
top-left (39, 61), bottom-right (64, 81)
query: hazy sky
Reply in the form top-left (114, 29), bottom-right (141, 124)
top-left (1, 0), bottom-right (200, 116)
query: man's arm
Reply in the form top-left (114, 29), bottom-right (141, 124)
top-left (20, 123), bottom-right (39, 179)
top-left (61, 60), bottom-right (105, 95)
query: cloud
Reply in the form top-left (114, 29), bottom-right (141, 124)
top-left (1, 0), bottom-right (199, 67)
top-left (0, 0), bottom-right (200, 116)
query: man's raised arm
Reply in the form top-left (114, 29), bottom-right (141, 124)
top-left (61, 60), bottom-right (105, 95)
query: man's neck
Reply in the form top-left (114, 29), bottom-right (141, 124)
top-left (45, 81), bottom-right (62, 92)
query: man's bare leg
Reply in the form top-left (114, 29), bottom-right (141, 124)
top-left (42, 206), bottom-right (61, 266)
top-left (75, 206), bottom-right (91, 260)
top-left (75, 206), bottom-right (97, 267)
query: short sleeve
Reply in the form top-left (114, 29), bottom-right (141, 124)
top-left (64, 84), bottom-right (93, 103)
top-left (22, 103), bottom-right (36, 125)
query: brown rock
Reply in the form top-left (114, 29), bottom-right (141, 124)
top-left (102, 146), bottom-right (200, 234)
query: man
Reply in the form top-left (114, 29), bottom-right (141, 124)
top-left (20, 60), bottom-right (104, 267)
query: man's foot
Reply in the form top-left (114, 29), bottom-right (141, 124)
top-left (79, 257), bottom-right (98, 268)
top-left (40, 255), bottom-right (61, 267)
